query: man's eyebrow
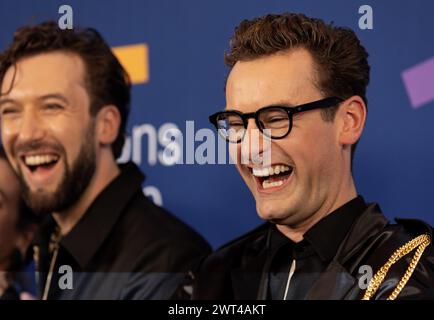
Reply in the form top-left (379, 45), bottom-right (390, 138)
top-left (0, 98), bottom-right (15, 107)
top-left (0, 94), bottom-right (70, 107)
top-left (263, 101), bottom-right (296, 108)
top-left (226, 101), bottom-right (296, 111)
top-left (37, 94), bottom-right (69, 104)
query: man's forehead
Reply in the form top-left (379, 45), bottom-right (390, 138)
top-left (1, 51), bottom-right (86, 100)
top-left (229, 49), bottom-right (316, 86)
top-left (226, 49), bottom-right (319, 109)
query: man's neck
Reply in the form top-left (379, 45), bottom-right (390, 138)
top-left (52, 156), bottom-right (120, 236)
top-left (277, 176), bottom-right (358, 243)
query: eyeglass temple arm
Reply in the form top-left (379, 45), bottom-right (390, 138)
top-left (291, 97), bottom-right (343, 114)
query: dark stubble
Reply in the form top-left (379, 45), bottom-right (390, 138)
top-left (16, 123), bottom-right (96, 216)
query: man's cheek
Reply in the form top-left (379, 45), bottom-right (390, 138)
top-left (9, 157), bottom-right (20, 173)
top-left (228, 144), bottom-right (241, 165)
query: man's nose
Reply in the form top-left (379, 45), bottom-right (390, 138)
top-left (17, 108), bottom-right (45, 143)
top-left (240, 119), bottom-right (270, 165)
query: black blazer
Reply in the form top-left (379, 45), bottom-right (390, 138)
top-left (193, 204), bottom-right (434, 300)
top-left (33, 162), bottom-right (212, 300)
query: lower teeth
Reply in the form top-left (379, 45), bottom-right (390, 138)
top-left (262, 179), bottom-right (285, 189)
top-left (29, 161), bottom-right (57, 172)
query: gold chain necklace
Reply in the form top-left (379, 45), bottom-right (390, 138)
top-left (362, 234), bottom-right (431, 300)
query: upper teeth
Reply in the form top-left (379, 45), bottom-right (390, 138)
top-left (252, 165), bottom-right (291, 177)
top-left (24, 155), bottom-right (59, 166)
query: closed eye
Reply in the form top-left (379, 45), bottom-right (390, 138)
top-left (267, 117), bottom-right (286, 123)
top-left (1, 106), bottom-right (20, 116)
top-left (43, 103), bottom-right (64, 111)
top-left (229, 121), bottom-right (244, 126)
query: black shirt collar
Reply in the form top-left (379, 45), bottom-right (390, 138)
top-left (269, 195), bottom-right (367, 262)
top-left (36, 162), bottom-right (145, 269)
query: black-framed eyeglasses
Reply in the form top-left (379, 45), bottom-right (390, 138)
top-left (209, 96), bottom-right (343, 143)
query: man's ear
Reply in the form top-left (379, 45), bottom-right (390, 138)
top-left (338, 96), bottom-right (367, 147)
top-left (95, 105), bottom-right (121, 145)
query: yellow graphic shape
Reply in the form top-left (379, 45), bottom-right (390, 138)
top-left (112, 43), bottom-right (149, 84)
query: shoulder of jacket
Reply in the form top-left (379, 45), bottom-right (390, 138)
top-left (195, 223), bottom-right (269, 276)
top-left (216, 222), bottom-right (270, 252)
top-left (364, 218), bottom-right (434, 300)
top-left (393, 217), bottom-right (433, 238)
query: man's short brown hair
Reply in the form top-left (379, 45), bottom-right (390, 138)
top-left (225, 13), bottom-right (370, 159)
top-left (0, 21), bottom-right (131, 159)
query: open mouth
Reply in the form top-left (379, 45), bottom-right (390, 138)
top-left (251, 164), bottom-right (293, 191)
top-left (22, 154), bottom-right (60, 174)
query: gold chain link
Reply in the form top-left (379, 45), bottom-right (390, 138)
top-left (362, 234), bottom-right (431, 300)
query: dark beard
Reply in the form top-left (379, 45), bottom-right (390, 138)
top-left (19, 125), bottom-right (96, 216)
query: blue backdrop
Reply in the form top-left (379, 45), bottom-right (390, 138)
top-left (1, 0), bottom-right (433, 248)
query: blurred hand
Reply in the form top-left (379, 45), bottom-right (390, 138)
top-left (20, 292), bottom-right (37, 300)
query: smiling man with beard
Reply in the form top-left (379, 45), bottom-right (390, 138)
top-left (0, 22), bottom-right (210, 300)
top-left (194, 13), bottom-right (434, 300)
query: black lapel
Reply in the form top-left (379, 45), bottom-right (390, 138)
top-left (305, 261), bottom-right (356, 299)
top-left (230, 226), bottom-right (271, 299)
top-left (305, 204), bottom-right (389, 300)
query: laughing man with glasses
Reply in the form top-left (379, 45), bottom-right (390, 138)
top-left (194, 12), bottom-right (434, 300)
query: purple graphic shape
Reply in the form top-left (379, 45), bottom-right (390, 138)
top-left (402, 56), bottom-right (434, 109)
